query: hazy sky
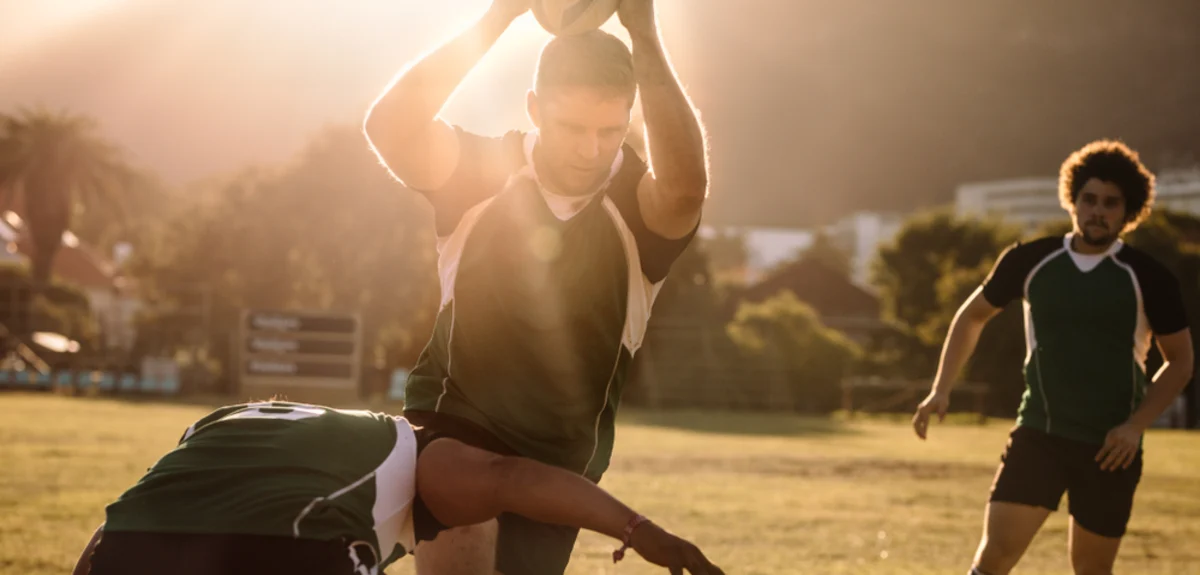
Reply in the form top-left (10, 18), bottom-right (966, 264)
top-left (0, 1), bottom-right (579, 180)
top-left (3, 1), bottom-right (1198, 227)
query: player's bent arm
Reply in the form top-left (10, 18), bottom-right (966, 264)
top-left (71, 524), bottom-right (103, 575)
top-left (626, 11), bottom-right (709, 240)
top-left (931, 286), bottom-right (1003, 394)
top-left (1126, 328), bottom-right (1195, 431)
top-left (416, 438), bottom-right (632, 536)
top-left (415, 438), bottom-right (724, 574)
top-left (362, 4), bottom-right (522, 191)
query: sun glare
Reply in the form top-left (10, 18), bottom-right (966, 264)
top-left (0, 0), bottom-right (131, 65)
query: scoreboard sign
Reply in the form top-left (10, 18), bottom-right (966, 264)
top-left (237, 309), bottom-right (362, 403)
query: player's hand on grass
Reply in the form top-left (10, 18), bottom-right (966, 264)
top-left (487, 0), bottom-right (532, 22)
top-left (1096, 422), bottom-right (1143, 471)
top-left (912, 389), bottom-right (950, 440)
top-left (630, 521), bottom-right (725, 575)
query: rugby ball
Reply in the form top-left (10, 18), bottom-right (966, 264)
top-left (532, 0), bottom-right (620, 36)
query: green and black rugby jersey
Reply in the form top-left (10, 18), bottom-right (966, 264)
top-left (404, 128), bottom-right (696, 480)
top-left (981, 234), bottom-right (1190, 444)
top-left (103, 402), bottom-right (419, 569)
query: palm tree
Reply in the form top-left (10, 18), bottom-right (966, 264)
top-left (0, 107), bottom-right (133, 286)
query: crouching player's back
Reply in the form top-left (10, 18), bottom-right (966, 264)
top-left (98, 402), bottom-right (416, 572)
top-left (73, 402), bottom-right (723, 575)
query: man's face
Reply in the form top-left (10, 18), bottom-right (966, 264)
top-left (1072, 178), bottom-right (1128, 247)
top-left (529, 86), bottom-right (631, 196)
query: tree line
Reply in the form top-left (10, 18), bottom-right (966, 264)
top-left (2, 107), bottom-right (1196, 420)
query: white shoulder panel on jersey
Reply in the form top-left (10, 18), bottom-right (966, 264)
top-left (371, 417), bottom-right (420, 558)
top-left (600, 196), bottom-right (663, 355)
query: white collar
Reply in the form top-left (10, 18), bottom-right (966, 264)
top-left (1063, 232), bottom-right (1123, 258)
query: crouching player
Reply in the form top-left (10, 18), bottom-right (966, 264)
top-left (72, 401), bottom-right (723, 575)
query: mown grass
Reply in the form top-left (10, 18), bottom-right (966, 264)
top-left (1, 393), bottom-right (1198, 574)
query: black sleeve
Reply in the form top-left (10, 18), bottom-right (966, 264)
top-left (980, 243), bottom-right (1029, 308)
top-left (980, 237), bottom-right (1063, 308)
top-left (606, 145), bottom-right (700, 284)
top-left (1118, 248), bottom-right (1190, 336)
top-left (416, 127), bottom-right (523, 237)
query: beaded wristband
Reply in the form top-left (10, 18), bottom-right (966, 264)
top-left (612, 514), bottom-right (651, 563)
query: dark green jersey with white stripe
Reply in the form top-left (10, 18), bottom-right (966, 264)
top-left (103, 402), bottom-right (418, 569)
top-left (404, 129), bottom-right (694, 480)
top-left (982, 234), bottom-right (1189, 444)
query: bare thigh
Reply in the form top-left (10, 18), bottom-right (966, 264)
top-left (413, 520), bottom-right (500, 575)
top-left (1068, 518), bottom-right (1121, 575)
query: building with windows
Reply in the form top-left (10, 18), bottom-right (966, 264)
top-left (956, 168), bottom-right (1200, 232)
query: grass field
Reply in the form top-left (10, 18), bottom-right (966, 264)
top-left (2, 393), bottom-right (1199, 575)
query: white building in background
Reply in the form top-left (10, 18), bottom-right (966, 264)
top-left (824, 211), bottom-right (905, 289)
top-left (955, 177), bottom-right (1060, 232)
top-left (698, 225), bottom-right (813, 285)
top-left (956, 168), bottom-right (1200, 233)
top-left (702, 210), bottom-right (903, 291)
top-left (0, 211), bottom-right (142, 353)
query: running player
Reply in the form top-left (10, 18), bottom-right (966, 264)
top-left (362, 0), bottom-right (708, 572)
top-left (72, 401), bottom-right (723, 575)
top-left (912, 140), bottom-right (1194, 575)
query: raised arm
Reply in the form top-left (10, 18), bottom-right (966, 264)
top-left (363, 0), bottom-right (529, 192)
top-left (619, 0), bottom-right (709, 239)
top-left (416, 438), bottom-right (723, 574)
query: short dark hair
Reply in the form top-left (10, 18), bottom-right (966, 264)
top-left (1058, 139), bottom-right (1156, 232)
top-left (534, 30), bottom-right (636, 103)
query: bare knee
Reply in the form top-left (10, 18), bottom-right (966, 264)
top-left (1069, 521), bottom-right (1120, 575)
top-left (1071, 546), bottom-right (1116, 575)
top-left (974, 533), bottom-right (1027, 575)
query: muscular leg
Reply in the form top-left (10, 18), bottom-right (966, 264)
top-left (972, 501), bottom-right (1051, 575)
top-left (1068, 518), bottom-right (1121, 575)
top-left (413, 520), bottom-right (500, 575)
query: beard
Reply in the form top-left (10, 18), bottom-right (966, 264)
top-left (1079, 223), bottom-right (1119, 246)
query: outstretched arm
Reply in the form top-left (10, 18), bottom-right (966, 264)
top-left (912, 286), bottom-right (1002, 439)
top-left (619, 0), bottom-right (709, 240)
top-left (363, 0), bottom-right (529, 192)
top-left (416, 438), bottom-right (723, 574)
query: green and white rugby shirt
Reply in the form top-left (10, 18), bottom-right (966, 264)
top-left (404, 128), bottom-right (696, 480)
top-left (103, 402), bottom-right (419, 569)
top-left (981, 234), bottom-right (1189, 444)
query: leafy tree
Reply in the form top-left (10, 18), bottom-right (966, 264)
top-left (872, 209), bottom-right (1021, 331)
top-left (701, 228), bottom-right (750, 288)
top-left (0, 267), bottom-right (99, 365)
top-left (726, 290), bottom-right (861, 412)
top-left (799, 231), bottom-right (852, 279)
top-left (129, 126), bottom-right (441, 390)
top-left (866, 209), bottom-right (1019, 379)
top-left (0, 108), bottom-right (135, 285)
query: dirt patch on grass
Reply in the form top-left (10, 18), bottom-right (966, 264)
top-left (609, 454), bottom-right (994, 480)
